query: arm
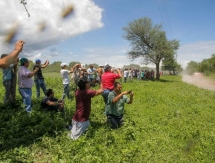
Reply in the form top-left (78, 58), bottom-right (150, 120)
top-left (95, 82), bottom-right (103, 96)
top-left (127, 92), bottom-right (133, 104)
top-left (0, 40), bottom-right (25, 68)
top-left (112, 91), bottom-right (128, 103)
top-left (41, 60), bottom-right (49, 68)
top-left (115, 68), bottom-right (122, 78)
top-left (70, 64), bottom-right (80, 73)
top-left (46, 100), bottom-right (61, 106)
top-left (27, 67), bottom-right (39, 78)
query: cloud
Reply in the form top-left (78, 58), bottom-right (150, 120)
top-left (0, 0), bottom-right (103, 52)
top-left (177, 41), bottom-right (215, 68)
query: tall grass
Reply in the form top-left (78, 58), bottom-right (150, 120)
top-left (0, 74), bottom-right (215, 162)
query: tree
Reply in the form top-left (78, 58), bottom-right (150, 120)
top-left (186, 61), bottom-right (199, 75)
top-left (122, 17), bottom-right (179, 79)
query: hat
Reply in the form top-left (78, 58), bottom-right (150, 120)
top-left (104, 64), bottom-right (111, 72)
top-left (19, 58), bottom-right (28, 65)
top-left (81, 64), bottom-right (85, 68)
top-left (60, 63), bottom-right (67, 67)
top-left (35, 58), bottom-right (41, 63)
top-left (1, 54), bottom-right (8, 58)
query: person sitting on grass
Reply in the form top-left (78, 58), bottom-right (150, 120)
top-left (106, 82), bottom-right (133, 129)
top-left (70, 78), bottom-right (103, 140)
top-left (40, 89), bottom-right (64, 112)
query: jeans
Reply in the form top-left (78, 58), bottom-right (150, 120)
top-left (102, 89), bottom-right (111, 105)
top-left (35, 79), bottom-right (46, 98)
top-left (3, 80), bottom-right (12, 103)
top-left (19, 88), bottom-right (32, 113)
top-left (124, 77), bottom-right (127, 83)
top-left (107, 114), bottom-right (124, 129)
top-left (62, 84), bottom-right (71, 100)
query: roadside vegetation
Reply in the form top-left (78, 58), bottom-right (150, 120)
top-left (0, 74), bottom-right (215, 162)
top-left (186, 54), bottom-right (215, 77)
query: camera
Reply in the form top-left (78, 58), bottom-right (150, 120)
top-left (128, 90), bottom-right (132, 94)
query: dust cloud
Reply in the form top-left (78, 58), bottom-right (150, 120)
top-left (182, 72), bottom-right (215, 91)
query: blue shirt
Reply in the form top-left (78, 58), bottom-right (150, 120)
top-left (2, 64), bottom-right (14, 82)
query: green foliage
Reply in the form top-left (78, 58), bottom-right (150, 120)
top-left (187, 54), bottom-right (215, 76)
top-left (0, 74), bottom-right (215, 162)
top-left (186, 61), bottom-right (199, 75)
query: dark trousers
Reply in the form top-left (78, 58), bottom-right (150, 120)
top-left (107, 114), bottom-right (124, 129)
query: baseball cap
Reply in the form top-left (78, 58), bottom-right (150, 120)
top-left (60, 63), bottom-right (67, 67)
top-left (1, 54), bottom-right (8, 58)
top-left (104, 64), bottom-right (111, 72)
top-left (19, 58), bottom-right (29, 65)
top-left (35, 59), bottom-right (42, 63)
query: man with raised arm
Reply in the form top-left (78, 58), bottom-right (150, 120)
top-left (106, 82), bottom-right (133, 129)
top-left (0, 40), bottom-right (25, 68)
top-left (70, 78), bottom-right (103, 140)
top-left (33, 59), bottom-right (49, 98)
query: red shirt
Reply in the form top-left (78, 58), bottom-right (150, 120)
top-left (101, 72), bottom-right (121, 90)
top-left (73, 89), bottom-right (96, 122)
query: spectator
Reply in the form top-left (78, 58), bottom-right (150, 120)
top-left (106, 82), bottom-right (133, 129)
top-left (18, 58), bottom-right (39, 113)
top-left (128, 68), bottom-right (133, 82)
top-left (87, 65), bottom-right (96, 86)
top-left (0, 40), bottom-right (25, 68)
top-left (70, 78), bottom-right (103, 140)
top-left (1, 54), bottom-right (18, 104)
top-left (97, 64), bottom-right (104, 84)
top-left (123, 69), bottom-right (129, 83)
top-left (33, 59), bottom-right (49, 98)
top-left (40, 89), bottom-right (64, 112)
top-left (60, 63), bottom-right (75, 100)
top-left (101, 64), bottom-right (122, 105)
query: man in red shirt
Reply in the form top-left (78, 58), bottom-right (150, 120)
top-left (101, 64), bottom-right (122, 105)
top-left (70, 78), bottom-right (103, 140)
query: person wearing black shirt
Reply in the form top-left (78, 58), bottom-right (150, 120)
top-left (33, 59), bottom-right (49, 98)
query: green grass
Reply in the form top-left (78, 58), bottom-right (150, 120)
top-left (0, 75), bottom-right (215, 162)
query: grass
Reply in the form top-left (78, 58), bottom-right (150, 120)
top-left (0, 74), bottom-right (215, 162)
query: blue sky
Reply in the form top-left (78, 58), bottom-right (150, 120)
top-left (1, 0), bottom-right (215, 69)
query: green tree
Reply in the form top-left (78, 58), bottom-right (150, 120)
top-left (122, 17), bottom-right (179, 80)
top-left (186, 61), bottom-right (199, 75)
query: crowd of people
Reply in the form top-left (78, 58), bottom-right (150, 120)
top-left (123, 68), bottom-right (155, 82)
top-left (0, 40), bottom-right (134, 140)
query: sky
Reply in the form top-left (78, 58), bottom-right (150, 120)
top-left (1, 0), bottom-right (215, 69)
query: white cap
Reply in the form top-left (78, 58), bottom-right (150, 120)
top-left (81, 64), bottom-right (85, 68)
top-left (60, 63), bottom-right (67, 67)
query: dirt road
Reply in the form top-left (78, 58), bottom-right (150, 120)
top-left (182, 75), bottom-right (215, 91)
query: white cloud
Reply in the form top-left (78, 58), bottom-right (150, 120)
top-left (177, 41), bottom-right (215, 68)
top-left (0, 0), bottom-right (103, 54)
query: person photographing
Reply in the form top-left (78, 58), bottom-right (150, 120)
top-left (106, 82), bottom-right (133, 129)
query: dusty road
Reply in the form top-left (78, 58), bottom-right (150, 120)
top-left (182, 75), bottom-right (215, 91)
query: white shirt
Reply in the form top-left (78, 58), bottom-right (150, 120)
top-left (123, 70), bottom-right (128, 77)
top-left (60, 69), bottom-right (70, 84)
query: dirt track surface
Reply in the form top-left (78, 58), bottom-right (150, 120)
top-left (182, 75), bottom-right (215, 91)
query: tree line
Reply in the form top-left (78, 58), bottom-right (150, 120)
top-left (186, 54), bottom-right (215, 75)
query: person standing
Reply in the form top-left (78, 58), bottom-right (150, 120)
top-left (60, 63), bottom-right (76, 100)
top-left (106, 82), bottom-right (133, 129)
top-left (123, 69), bottom-right (129, 83)
top-left (101, 64), bottom-right (122, 106)
top-left (33, 59), bottom-right (49, 98)
top-left (1, 54), bottom-right (18, 104)
top-left (70, 78), bottom-right (103, 140)
top-left (87, 65), bottom-right (96, 86)
top-left (18, 58), bottom-right (39, 113)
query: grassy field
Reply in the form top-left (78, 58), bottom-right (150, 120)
top-left (0, 74), bottom-right (215, 162)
